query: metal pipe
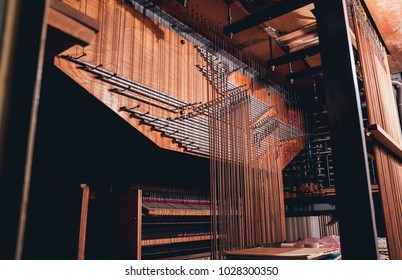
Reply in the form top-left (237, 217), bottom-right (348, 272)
top-left (60, 56), bottom-right (188, 108)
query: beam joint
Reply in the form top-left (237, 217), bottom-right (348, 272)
top-left (223, 0), bottom-right (313, 35)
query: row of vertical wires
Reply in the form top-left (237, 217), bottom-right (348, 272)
top-left (59, 0), bottom-right (214, 153)
top-left (205, 49), bottom-right (288, 259)
top-left (351, 0), bottom-right (402, 259)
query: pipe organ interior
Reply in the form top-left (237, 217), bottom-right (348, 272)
top-left (1, 0), bottom-right (402, 260)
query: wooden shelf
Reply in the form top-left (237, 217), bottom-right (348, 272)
top-left (141, 235), bottom-right (212, 247)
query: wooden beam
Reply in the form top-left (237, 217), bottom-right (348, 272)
top-left (287, 65), bottom-right (322, 80)
top-left (279, 23), bottom-right (317, 43)
top-left (267, 44), bottom-right (320, 67)
top-left (368, 124), bottom-right (402, 159)
top-left (48, 0), bottom-right (100, 46)
top-left (50, 0), bottom-right (99, 31)
top-left (237, 38), bottom-right (267, 50)
top-left (223, 0), bottom-right (313, 35)
top-left (315, 0), bottom-right (379, 259)
top-left (77, 184), bottom-right (90, 260)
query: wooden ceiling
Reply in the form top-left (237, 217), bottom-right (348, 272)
top-left (365, 0), bottom-right (402, 73)
top-left (152, 0), bottom-right (401, 89)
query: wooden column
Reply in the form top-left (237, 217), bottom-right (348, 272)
top-left (315, 0), bottom-right (379, 259)
top-left (0, 0), bottom-right (49, 259)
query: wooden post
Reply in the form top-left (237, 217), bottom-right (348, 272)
top-left (315, 0), bottom-right (379, 259)
top-left (135, 189), bottom-right (142, 260)
top-left (78, 184), bottom-right (90, 260)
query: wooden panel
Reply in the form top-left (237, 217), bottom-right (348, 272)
top-left (115, 189), bottom-right (142, 260)
top-left (353, 0), bottom-right (402, 259)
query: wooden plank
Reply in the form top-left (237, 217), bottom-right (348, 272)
top-left (47, 7), bottom-right (98, 46)
top-left (77, 184), bottom-right (90, 260)
top-left (368, 123), bottom-right (402, 159)
top-left (279, 23), bottom-right (317, 43)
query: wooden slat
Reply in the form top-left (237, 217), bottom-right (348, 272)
top-left (368, 123), bottom-right (402, 159)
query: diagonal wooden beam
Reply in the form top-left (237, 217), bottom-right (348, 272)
top-left (223, 0), bottom-right (313, 35)
top-left (266, 44), bottom-right (321, 67)
top-left (279, 23), bottom-right (317, 43)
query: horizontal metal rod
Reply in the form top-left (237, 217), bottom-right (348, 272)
top-left (60, 55), bottom-right (188, 108)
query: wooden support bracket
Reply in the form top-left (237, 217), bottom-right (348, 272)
top-left (368, 124), bottom-right (402, 160)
